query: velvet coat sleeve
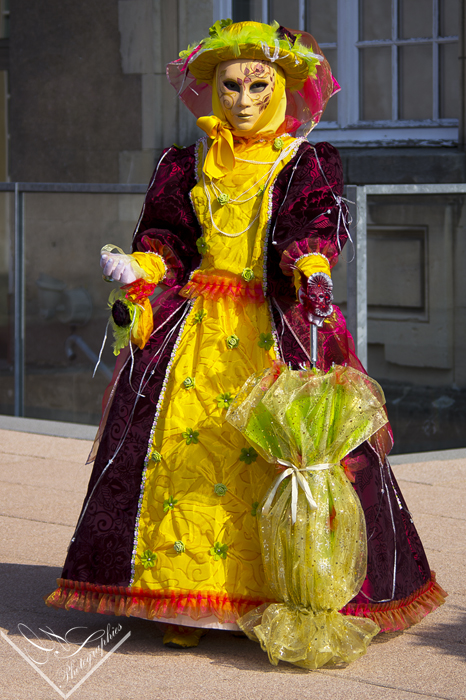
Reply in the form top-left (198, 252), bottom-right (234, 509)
top-left (131, 145), bottom-right (202, 287)
top-left (267, 141), bottom-right (348, 303)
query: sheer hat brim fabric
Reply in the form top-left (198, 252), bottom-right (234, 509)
top-left (166, 22), bottom-right (340, 137)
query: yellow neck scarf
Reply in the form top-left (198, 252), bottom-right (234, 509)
top-left (197, 65), bottom-right (287, 180)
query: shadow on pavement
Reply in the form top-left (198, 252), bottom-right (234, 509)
top-left (407, 607), bottom-right (466, 662)
top-left (6, 562), bottom-right (455, 674)
top-left (0, 563), bottom-right (304, 673)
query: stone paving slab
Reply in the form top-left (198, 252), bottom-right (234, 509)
top-left (0, 451), bottom-right (93, 493)
top-left (393, 480), bottom-right (465, 522)
top-left (0, 481), bottom-right (89, 529)
top-left (406, 513), bottom-right (466, 555)
top-left (393, 458), bottom-right (466, 487)
top-left (0, 428), bottom-right (464, 700)
top-left (1, 631), bottom-right (449, 700)
top-left (0, 516), bottom-right (72, 569)
top-left (419, 550), bottom-right (466, 597)
top-left (0, 428), bottom-right (93, 463)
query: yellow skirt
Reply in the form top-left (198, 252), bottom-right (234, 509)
top-left (131, 292), bottom-right (277, 626)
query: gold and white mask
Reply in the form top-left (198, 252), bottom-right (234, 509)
top-left (216, 60), bottom-right (276, 133)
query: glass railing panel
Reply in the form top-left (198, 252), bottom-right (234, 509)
top-left (365, 193), bottom-right (466, 453)
top-left (0, 191), bottom-right (13, 414)
top-left (23, 191), bottom-right (144, 425)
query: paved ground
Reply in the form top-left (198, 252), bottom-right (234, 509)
top-left (0, 420), bottom-right (464, 700)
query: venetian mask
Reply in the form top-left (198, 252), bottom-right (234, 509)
top-left (298, 272), bottom-right (334, 321)
top-left (216, 59), bottom-right (275, 132)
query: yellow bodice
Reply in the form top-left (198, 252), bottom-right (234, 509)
top-left (190, 135), bottom-right (302, 281)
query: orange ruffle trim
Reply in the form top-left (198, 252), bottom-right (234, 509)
top-left (44, 579), bottom-right (274, 625)
top-left (45, 573), bottom-right (446, 632)
top-left (341, 571), bottom-right (447, 633)
top-left (180, 271), bottom-right (265, 306)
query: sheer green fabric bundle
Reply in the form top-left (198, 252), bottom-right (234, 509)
top-left (227, 364), bottom-right (388, 669)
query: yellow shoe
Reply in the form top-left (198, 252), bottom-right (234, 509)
top-left (163, 625), bottom-right (206, 649)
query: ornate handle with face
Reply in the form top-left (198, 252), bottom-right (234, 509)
top-left (297, 271), bottom-right (333, 327)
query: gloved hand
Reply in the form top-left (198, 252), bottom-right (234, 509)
top-left (100, 252), bottom-right (138, 284)
top-left (297, 269), bottom-right (334, 327)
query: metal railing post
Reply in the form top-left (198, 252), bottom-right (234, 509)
top-left (345, 184), bottom-right (368, 369)
top-left (14, 183), bottom-right (25, 416)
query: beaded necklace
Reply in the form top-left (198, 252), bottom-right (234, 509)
top-left (202, 137), bottom-right (298, 238)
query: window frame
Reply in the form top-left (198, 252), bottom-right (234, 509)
top-left (213, 0), bottom-right (269, 24)
top-left (213, 0), bottom-right (459, 145)
top-left (315, 0), bottom-right (459, 145)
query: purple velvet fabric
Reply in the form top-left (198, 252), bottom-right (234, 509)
top-left (61, 140), bottom-right (432, 608)
top-left (63, 291), bottom-right (189, 584)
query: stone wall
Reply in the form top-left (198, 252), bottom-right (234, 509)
top-left (9, 0), bottom-right (141, 183)
top-left (117, 0), bottom-right (212, 183)
top-left (3, 1), bottom-right (466, 449)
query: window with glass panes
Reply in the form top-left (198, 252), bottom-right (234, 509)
top-left (358, 0), bottom-right (458, 123)
top-left (306, 0), bottom-right (459, 129)
top-left (214, 0), bottom-right (459, 139)
top-left (217, 0), bottom-right (267, 23)
top-left (305, 0), bottom-right (338, 122)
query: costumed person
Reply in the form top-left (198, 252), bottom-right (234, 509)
top-left (46, 20), bottom-right (446, 657)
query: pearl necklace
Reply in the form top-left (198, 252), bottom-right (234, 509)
top-left (210, 170), bottom-right (269, 205)
top-left (235, 156), bottom-right (278, 164)
top-left (203, 138), bottom-right (300, 238)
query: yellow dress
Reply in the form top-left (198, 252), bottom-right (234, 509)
top-left (131, 134), bottom-right (303, 628)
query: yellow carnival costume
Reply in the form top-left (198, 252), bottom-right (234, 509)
top-left (47, 20), bottom-right (446, 665)
top-left (130, 36), bottom-right (328, 627)
top-left (133, 133), bottom-right (306, 629)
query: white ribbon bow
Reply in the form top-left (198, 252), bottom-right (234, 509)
top-left (262, 459), bottom-right (339, 524)
top-left (261, 40), bottom-right (281, 62)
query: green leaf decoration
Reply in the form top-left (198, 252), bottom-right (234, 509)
top-left (258, 333), bottom-right (274, 351)
top-left (182, 428), bottom-right (199, 445)
top-left (163, 496), bottom-right (178, 513)
top-left (140, 549), bottom-right (157, 569)
top-left (183, 376), bottom-right (195, 389)
top-left (217, 193), bottom-right (230, 206)
top-left (241, 268), bottom-right (255, 282)
top-left (173, 540), bottom-right (185, 554)
top-left (216, 392), bottom-right (234, 409)
top-left (226, 335), bottom-right (239, 350)
top-left (214, 483), bottom-right (228, 496)
top-left (209, 542), bottom-right (228, 560)
top-left (196, 237), bottom-right (209, 255)
top-left (239, 447), bottom-right (258, 465)
top-left (193, 310), bottom-right (207, 324)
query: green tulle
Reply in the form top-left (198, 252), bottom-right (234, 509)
top-left (227, 364), bottom-right (388, 669)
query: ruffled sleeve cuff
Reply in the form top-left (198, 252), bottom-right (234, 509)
top-left (280, 238), bottom-right (336, 294)
top-left (130, 251), bottom-right (167, 286)
top-left (292, 253), bottom-right (331, 293)
top-left (133, 231), bottom-right (185, 287)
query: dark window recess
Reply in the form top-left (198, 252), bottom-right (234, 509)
top-left (0, 38), bottom-right (8, 71)
top-left (233, 0), bottom-right (251, 22)
top-left (367, 227), bottom-right (426, 315)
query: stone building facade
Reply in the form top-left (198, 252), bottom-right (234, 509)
top-left (1, 0), bottom-right (465, 452)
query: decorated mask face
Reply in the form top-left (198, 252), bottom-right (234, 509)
top-left (217, 59), bottom-right (275, 132)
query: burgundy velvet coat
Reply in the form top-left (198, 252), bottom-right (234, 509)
top-left (59, 140), bottom-right (440, 629)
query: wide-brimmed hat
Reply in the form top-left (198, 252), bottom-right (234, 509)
top-left (184, 20), bottom-right (321, 90)
top-left (167, 20), bottom-right (340, 137)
